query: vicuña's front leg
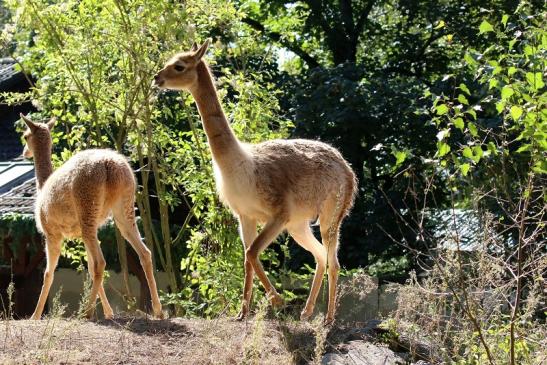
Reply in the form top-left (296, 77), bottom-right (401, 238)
top-left (244, 217), bottom-right (285, 315)
top-left (236, 216), bottom-right (257, 320)
top-left (31, 235), bottom-right (62, 320)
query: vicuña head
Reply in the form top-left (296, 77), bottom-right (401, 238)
top-left (20, 113), bottom-right (56, 159)
top-left (154, 39), bottom-right (210, 91)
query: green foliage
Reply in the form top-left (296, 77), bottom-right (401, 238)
top-left (0, 213), bottom-right (39, 264)
top-left (3, 0), bottom-right (293, 317)
top-left (397, 4), bottom-right (546, 363)
top-left (425, 2), bottom-right (546, 193)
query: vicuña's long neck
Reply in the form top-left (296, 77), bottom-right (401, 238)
top-left (33, 146), bottom-right (53, 191)
top-left (189, 61), bottom-right (245, 170)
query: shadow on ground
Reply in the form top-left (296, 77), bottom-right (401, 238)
top-left (96, 316), bottom-right (189, 336)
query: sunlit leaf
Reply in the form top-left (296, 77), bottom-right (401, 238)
top-left (532, 160), bottom-right (547, 174)
top-left (479, 20), bottom-right (494, 34)
top-left (460, 163), bottom-right (471, 176)
top-left (454, 117), bottom-right (465, 130)
top-left (467, 109), bottom-right (477, 120)
top-left (437, 142), bottom-right (451, 157)
top-left (459, 83), bottom-right (471, 95)
top-left (393, 150), bottom-right (407, 166)
top-left (436, 104), bottom-right (449, 115)
top-left (501, 86), bottom-right (514, 100)
top-left (472, 146), bottom-right (483, 163)
top-left (458, 94), bottom-right (469, 105)
top-left (526, 72), bottom-right (544, 90)
top-left (468, 122), bottom-right (478, 137)
top-left (463, 146), bottom-right (473, 159)
top-left (435, 20), bottom-right (445, 29)
top-left (496, 101), bottom-right (505, 114)
top-left (510, 105), bottom-right (523, 121)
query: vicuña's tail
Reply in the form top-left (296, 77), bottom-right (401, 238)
top-left (321, 166), bottom-right (358, 249)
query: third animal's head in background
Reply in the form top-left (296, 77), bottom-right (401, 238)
top-left (154, 39), bottom-right (210, 92)
top-left (20, 113), bottom-right (56, 159)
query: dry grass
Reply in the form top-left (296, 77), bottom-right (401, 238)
top-left (0, 315), bottom-right (345, 365)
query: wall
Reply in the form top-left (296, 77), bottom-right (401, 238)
top-left (47, 269), bottom-right (400, 320)
top-left (47, 268), bottom-right (171, 317)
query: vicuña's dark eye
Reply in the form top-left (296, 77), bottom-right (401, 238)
top-left (174, 65), bottom-right (185, 72)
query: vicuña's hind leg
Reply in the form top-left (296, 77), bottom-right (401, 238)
top-left (84, 245), bottom-right (114, 319)
top-left (31, 234), bottom-right (62, 320)
top-left (81, 227), bottom-right (108, 319)
top-left (320, 198), bottom-right (343, 324)
top-left (113, 197), bottom-right (163, 318)
top-left (288, 222), bottom-right (327, 320)
top-left (236, 215), bottom-right (257, 320)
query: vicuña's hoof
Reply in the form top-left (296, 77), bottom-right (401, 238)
top-left (269, 294), bottom-right (284, 309)
top-left (103, 309), bottom-right (114, 320)
top-left (300, 309), bottom-right (313, 321)
top-left (84, 308), bottom-right (96, 320)
top-left (324, 316), bottom-right (335, 326)
top-left (235, 310), bottom-right (247, 321)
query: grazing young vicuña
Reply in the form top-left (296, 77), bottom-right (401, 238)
top-left (20, 113), bottom-right (163, 320)
top-left (154, 40), bottom-right (357, 323)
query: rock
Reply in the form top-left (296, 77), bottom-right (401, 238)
top-left (323, 341), bottom-right (406, 365)
top-left (345, 319), bottom-right (383, 341)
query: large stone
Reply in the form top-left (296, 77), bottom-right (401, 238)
top-left (323, 340), bottom-right (406, 365)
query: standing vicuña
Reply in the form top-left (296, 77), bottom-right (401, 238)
top-left (154, 40), bottom-right (357, 323)
top-left (20, 113), bottom-right (163, 320)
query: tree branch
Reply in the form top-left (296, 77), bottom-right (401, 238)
top-left (339, 0), bottom-right (356, 38)
top-left (303, 0), bottom-right (332, 36)
top-left (353, 0), bottom-right (377, 44)
top-left (241, 17), bottom-right (321, 69)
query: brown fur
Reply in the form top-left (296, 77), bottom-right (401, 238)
top-left (20, 114), bottom-right (163, 320)
top-left (155, 40), bottom-right (357, 323)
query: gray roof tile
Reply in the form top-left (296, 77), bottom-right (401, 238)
top-left (0, 177), bottom-right (36, 215)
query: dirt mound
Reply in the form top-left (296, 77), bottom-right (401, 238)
top-left (0, 317), bottom-right (427, 364)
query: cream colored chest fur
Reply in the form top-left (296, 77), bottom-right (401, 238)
top-left (213, 160), bottom-right (270, 221)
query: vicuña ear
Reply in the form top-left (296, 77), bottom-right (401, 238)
top-left (20, 113), bottom-right (38, 132)
top-left (191, 41), bottom-right (198, 51)
top-left (46, 117), bottom-right (56, 131)
top-left (193, 38), bottom-right (210, 61)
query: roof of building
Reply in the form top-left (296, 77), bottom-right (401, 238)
top-left (0, 159), bottom-right (35, 193)
top-left (0, 58), bottom-right (25, 91)
top-left (0, 58), bottom-right (29, 162)
top-left (0, 177), bottom-right (36, 215)
top-left (431, 209), bottom-right (483, 251)
top-left (0, 60), bottom-right (37, 216)
top-left (0, 123), bottom-right (23, 162)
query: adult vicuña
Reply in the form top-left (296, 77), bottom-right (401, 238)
top-left (154, 40), bottom-right (357, 323)
top-left (20, 113), bottom-right (163, 320)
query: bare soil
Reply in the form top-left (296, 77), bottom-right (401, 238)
top-left (0, 316), bottom-right (331, 365)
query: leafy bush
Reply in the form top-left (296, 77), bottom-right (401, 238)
top-left (389, 3), bottom-right (546, 364)
top-left (2, 0), bottom-right (293, 317)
